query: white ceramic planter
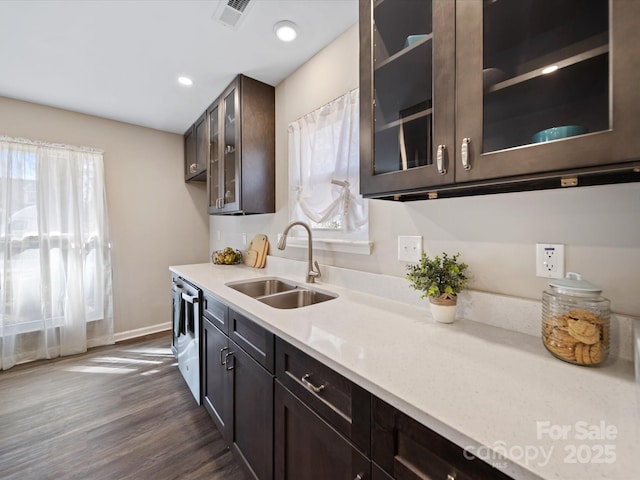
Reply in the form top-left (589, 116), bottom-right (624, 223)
top-left (429, 302), bottom-right (457, 324)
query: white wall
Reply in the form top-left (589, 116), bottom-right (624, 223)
top-left (210, 24), bottom-right (640, 317)
top-left (0, 96), bottom-right (210, 337)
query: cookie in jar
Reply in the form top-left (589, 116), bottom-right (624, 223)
top-left (541, 273), bottom-right (610, 366)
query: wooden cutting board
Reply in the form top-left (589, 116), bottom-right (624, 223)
top-left (244, 234), bottom-right (269, 268)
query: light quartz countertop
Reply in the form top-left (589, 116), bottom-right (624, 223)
top-left (170, 262), bottom-right (639, 480)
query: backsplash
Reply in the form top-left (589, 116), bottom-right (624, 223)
top-left (264, 255), bottom-right (638, 362)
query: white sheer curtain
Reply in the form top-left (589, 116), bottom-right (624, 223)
top-left (288, 88), bottom-right (368, 238)
top-left (0, 137), bottom-right (113, 370)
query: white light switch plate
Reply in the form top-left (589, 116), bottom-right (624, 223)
top-left (398, 236), bottom-right (422, 262)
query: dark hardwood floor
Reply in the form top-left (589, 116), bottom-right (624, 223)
top-left (0, 332), bottom-right (247, 480)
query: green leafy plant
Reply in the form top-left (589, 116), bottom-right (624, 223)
top-left (405, 252), bottom-right (469, 304)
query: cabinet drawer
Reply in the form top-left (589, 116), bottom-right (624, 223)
top-left (372, 397), bottom-right (512, 480)
top-left (202, 292), bottom-right (228, 335)
top-left (275, 337), bottom-right (370, 455)
top-left (229, 309), bottom-right (274, 373)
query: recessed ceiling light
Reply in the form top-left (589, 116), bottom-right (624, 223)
top-left (178, 76), bottom-right (193, 86)
top-left (541, 65), bottom-right (559, 75)
top-left (274, 20), bottom-right (297, 42)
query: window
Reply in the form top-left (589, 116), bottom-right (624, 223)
top-left (0, 137), bottom-right (113, 369)
top-left (287, 88), bottom-right (370, 254)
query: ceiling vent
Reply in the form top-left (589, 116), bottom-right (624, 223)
top-left (214, 0), bottom-right (253, 30)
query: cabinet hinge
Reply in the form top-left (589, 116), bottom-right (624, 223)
top-left (428, 191), bottom-right (438, 200)
top-left (560, 177), bottom-right (578, 187)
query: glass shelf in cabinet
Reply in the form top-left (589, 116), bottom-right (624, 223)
top-left (485, 41), bottom-right (608, 94)
top-left (375, 34), bottom-right (433, 70)
top-left (375, 108), bottom-right (432, 134)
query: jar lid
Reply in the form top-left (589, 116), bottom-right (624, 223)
top-left (548, 272), bottom-right (602, 294)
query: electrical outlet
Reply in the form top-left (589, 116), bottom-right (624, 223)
top-left (536, 243), bottom-right (565, 278)
top-left (398, 236), bottom-right (422, 262)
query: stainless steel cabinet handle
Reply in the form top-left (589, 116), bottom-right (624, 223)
top-left (219, 346), bottom-right (229, 365)
top-left (354, 474), bottom-right (364, 480)
top-left (190, 163), bottom-right (198, 173)
top-left (301, 374), bottom-right (325, 394)
top-left (447, 474), bottom-right (456, 480)
top-left (225, 352), bottom-right (234, 371)
top-left (461, 137), bottom-right (471, 171)
top-left (436, 144), bottom-right (447, 175)
top-left (181, 292), bottom-right (199, 304)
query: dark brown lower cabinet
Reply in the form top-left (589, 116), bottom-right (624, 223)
top-left (202, 317), bottom-right (231, 441)
top-left (202, 307), bottom-right (274, 480)
top-left (230, 340), bottom-right (274, 480)
top-left (275, 337), bottom-right (370, 456)
top-left (274, 381), bottom-right (370, 480)
top-left (372, 397), bottom-right (512, 480)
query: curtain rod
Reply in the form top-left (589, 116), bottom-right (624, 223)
top-left (291, 87), bottom-right (359, 124)
top-left (0, 135), bottom-right (104, 154)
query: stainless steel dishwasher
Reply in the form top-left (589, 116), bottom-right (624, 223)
top-left (171, 274), bottom-right (201, 404)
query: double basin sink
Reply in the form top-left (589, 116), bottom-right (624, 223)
top-left (226, 277), bottom-right (337, 309)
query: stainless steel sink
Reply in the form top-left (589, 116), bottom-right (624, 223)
top-left (225, 277), bottom-right (337, 309)
top-left (226, 278), bottom-right (297, 298)
top-left (257, 288), bottom-right (336, 309)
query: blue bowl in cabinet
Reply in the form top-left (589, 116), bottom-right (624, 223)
top-left (404, 34), bottom-right (427, 47)
top-left (532, 125), bottom-right (588, 143)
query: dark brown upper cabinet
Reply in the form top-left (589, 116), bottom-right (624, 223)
top-left (184, 112), bottom-right (207, 182)
top-left (208, 75), bottom-right (275, 215)
top-left (360, 0), bottom-right (640, 200)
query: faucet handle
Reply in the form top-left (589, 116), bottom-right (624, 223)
top-left (312, 261), bottom-right (322, 279)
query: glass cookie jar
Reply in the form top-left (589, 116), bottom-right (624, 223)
top-left (542, 273), bottom-right (610, 366)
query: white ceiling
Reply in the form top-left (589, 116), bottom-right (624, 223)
top-left (0, 0), bottom-right (358, 134)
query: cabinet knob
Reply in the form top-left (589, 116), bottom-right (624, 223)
top-left (447, 474), bottom-right (456, 480)
top-left (461, 138), bottom-right (471, 171)
top-left (190, 163), bottom-right (198, 173)
top-left (436, 144), bottom-right (447, 175)
top-left (301, 374), bottom-right (325, 394)
top-left (354, 474), bottom-right (364, 480)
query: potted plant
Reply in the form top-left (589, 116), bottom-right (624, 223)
top-left (406, 251), bottom-right (469, 323)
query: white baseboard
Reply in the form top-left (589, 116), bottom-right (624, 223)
top-left (114, 322), bottom-right (171, 343)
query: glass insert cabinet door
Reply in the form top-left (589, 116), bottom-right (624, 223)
top-left (209, 83), bottom-right (241, 213)
top-left (483, 0), bottom-right (608, 153)
top-left (208, 104), bottom-right (220, 209)
top-left (360, 0), bottom-right (456, 196)
top-left (222, 88), bottom-right (238, 209)
top-left (456, 0), bottom-right (640, 183)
